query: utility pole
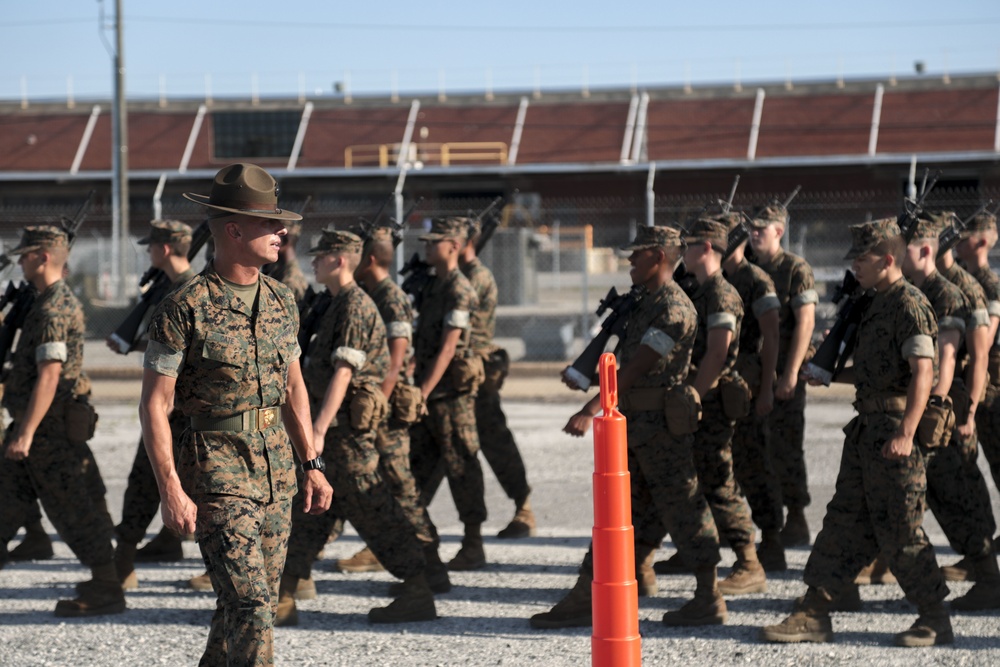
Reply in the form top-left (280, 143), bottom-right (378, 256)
top-left (113, 0), bottom-right (129, 300)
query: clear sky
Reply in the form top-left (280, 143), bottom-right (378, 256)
top-left (2, 1), bottom-right (999, 102)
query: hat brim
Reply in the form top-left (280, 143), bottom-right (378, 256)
top-left (183, 192), bottom-right (303, 222)
top-left (7, 244), bottom-right (40, 256)
top-left (136, 236), bottom-right (152, 245)
top-left (418, 233), bottom-right (460, 242)
top-left (844, 246), bottom-right (868, 260)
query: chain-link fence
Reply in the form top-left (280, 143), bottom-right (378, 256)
top-left (2, 185), bottom-right (998, 361)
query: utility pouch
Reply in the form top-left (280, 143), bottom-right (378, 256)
top-left (390, 383), bottom-right (424, 425)
top-left (735, 354), bottom-right (763, 396)
top-left (664, 384), bottom-right (702, 436)
top-left (917, 395), bottom-right (955, 449)
top-left (450, 351), bottom-right (485, 395)
top-left (481, 346), bottom-right (510, 393)
top-left (719, 373), bottom-right (752, 420)
top-left (948, 381), bottom-right (971, 428)
top-left (349, 383), bottom-right (389, 431)
top-left (64, 397), bottom-right (98, 445)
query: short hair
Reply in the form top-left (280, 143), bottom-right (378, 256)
top-left (169, 237), bottom-right (191, 257)
top-left (872, 234), bottom-right (905, 266)
top-left (365, 235), bottom-right (395, 269)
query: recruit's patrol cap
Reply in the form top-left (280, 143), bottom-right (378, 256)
top-left (619, 225), bottom-right (683, 251)
top-left (8, 225), bottom-right (69, 255)
top-left (137, 219), bottom-right (193, 246)
top-left (750, 204), bottom-right (789, 229)
top-left (418, 217), bottom-right (469, 242)
top-left (284, 219), bottom-right (303, 238)
top-left (183, 163), bottom-right (302, 222)
top-left (909, 217), bottom-right (942, 241)
top-left (713, 211), bottom-right (744, 232)
top-left (961, 211), bottom-right (997, 238)
top-left (683, 219), bottom-right (729, 251)
top-left (306, 228), bottom-right (363, 255)
top-left (844, 218), bottom-right (900, 260)
top-left (918, 211), bottom-right (955, 238)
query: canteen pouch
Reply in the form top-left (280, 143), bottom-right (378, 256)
top-left (450, 352), bottom-right (485, 395)
top-left (481, 346), bottom-right (510, 393)
top-left (64, 398), bottom-right (98, 445)
top-left (948, 381), bottom-right (971, 427)
top-left (664, 384), bottom-right (702, 436)
top-left (917, 395), bottom-right (955, 449)
top-left (349, 383), bottom-right (389, 431)
top-left (719, 373), bottom-right (752, 420)
top-left (391, 383), bottom-right (424, 425)
top-left (735, 354), bottom-right (763, 396)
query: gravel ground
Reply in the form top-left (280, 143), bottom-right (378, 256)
top-left (2, 387), bottom-right (1000, 666)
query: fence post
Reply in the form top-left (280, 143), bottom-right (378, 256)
top-left (591, 353), bottom-right (641, 666)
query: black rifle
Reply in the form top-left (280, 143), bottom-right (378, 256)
top-left (108, 220), bottom-right (213, 354)
top-left (0, 191), bottom-right (95, 368)
top-left (564, 285), bottom-right (645, 392)
top-left (936, 201), bottom-right (994, 259)
top-left (801, 270), bottom-right (873, 386)
top-left (897, 169), bottom-right (941, 241)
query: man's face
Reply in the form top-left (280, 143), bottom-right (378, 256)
top-left (311, 251), bottom-right (337, 284)
top-left (18, 249), bottom-right (45, 281)
top-left (749, 223), bottom-right (781, 257)
top-left (424, 237), bottom-right (456, 264)
top-left (954, 236), bottom-right (977, 263)
top-left (852, 251), bottom-right (888, 290)
top-left (148, 242), bottom-right (168, 270)
top-left (682, 242), bottom-right (705, 269)
top-left (901, 242), bottom-right (922, 277)
top-left (234, 216), bottom-right (287, 265)
top-left (628, 247), bottom-right (660, 287)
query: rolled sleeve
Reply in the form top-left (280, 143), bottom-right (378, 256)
top-left (333, 346), bottom-right (367, 371)
top-left (970, 309), bottom-right (991, 329)
top-left (938, 316), bottom-right (966, 335)
top-left (902, 334), bottom-right (936, 359)
top-left (36, 342), bottom-right (67, 363)
top-left (445, 309), bottom-right (471, 329)
top-left (988, 301), bottom-right (1000, 319)
top-left (387, 321), bottom-right (413, 341)
top-left (791, 288), bottom-right (819, 309)
top-left (752, 293), bottom-right (781, 319)
top-left (707, 312), bottom-right (737, 332)
top-left (640, 327), bottom-right (677, 357)
top-left (143, 340), bottom-right (185, 378)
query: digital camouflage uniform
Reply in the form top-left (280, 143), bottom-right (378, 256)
top-left (409, 267), bottom-right (486, 530)
top-left (803, 276), bottom-right (947, 609)
top-left (686, 269), bottom-right (756, 551)
top-left (285, 282), bottom-right (426, 582)
top-left (145, 264), bottom-right (300, 667)
top-left (265, 256), bottom-right (309, 306)
top-left (364, 275), bottom-right (437, 545)
top-left (754, 247), bottom-right (818, 510)
top-left (0, 279), bottom-right (113, 569)
top-left (965, 262), bottom-right (1000, 497)
top-left (916, 270), bottom-right (996, 560)
top-left (724, 258), bottom-right (783, 532)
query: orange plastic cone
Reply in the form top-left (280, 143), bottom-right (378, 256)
top-left (591, 353), bottom-right (641, 666)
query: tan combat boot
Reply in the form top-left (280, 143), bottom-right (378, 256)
top-left (854, 555), bottom-right (896, 585)
top-left (368, 573), bottom-right (437, 623)
top-left (448, 525), bottom-right (486, 571)
top-left (941, 555), bottom-right (974, 582)
top-left (757, 529), bottom-right (787, 572)
top-left (54, 563), bottom-right (127, 618)
top-left (530, 572), bottom-right (593, 629)
top-left (781, 507), bottom-right (810, 547)
top-left (652, 551), bottom-right (688, 575)
top-left (894, 602), bottom-right (953, 647)
top-left (294, 577), bottom-right (316, 601)
top-left (950, 553), bottom-right (1000, 611)
top-left (497, 496), bottom-right (537, 539)
top-left (135, 527), bottom-right (184, 562)
top-left (336, 546), bottom-right (384, 573)
top-left (662, 566), bottom-right (727, 626)
top-left (635, 543), bottom-right (659, 597)
top-left (760, 587), bottom-right (834, 643)
top-left (9, 519), bottom-right (53, 561)
top-left (718, 544), bottom-right (767, 595)
top-left (114, 541), bottom-right (138, 591)
top-left (188, 571), bottom-right (213, 591)
top-left (275, 574), bottom-right (299, 627)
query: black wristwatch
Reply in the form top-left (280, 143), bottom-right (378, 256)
top-left (301, 456), bottom-right (326, 473)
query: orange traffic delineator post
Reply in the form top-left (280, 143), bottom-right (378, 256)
top-left (591, 353), bottom-right (641, 666)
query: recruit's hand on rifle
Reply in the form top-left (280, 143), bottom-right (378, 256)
top-left (560, 366), bottom-right (585, 391)
top-left (4, 433), bottom-right (32, 461)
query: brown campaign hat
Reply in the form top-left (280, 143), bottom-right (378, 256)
top-left (750, 204), bottom-right (788, 229)
top-left (844, 218), bottom-right (900, 260)
top-left (306, 228), bottom-right (362, 255)
top-left (619, 225), bottom-right (683, 251)
top-left (8, 225), bottom-right (69, 255)
top-left (137, 219), bottom-right (193, 245)
top-left (418, 217), bottom-right (469, 242)
top-left (683, 219), bottom-right (728, 251)
top-left (183, 163), bottom-right (302, 222)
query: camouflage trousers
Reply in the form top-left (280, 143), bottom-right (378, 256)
top-left (373, 418), bottom-right (438, 545)
top-left (767, 379), bottom-right (810, 509)
top-left (284, 421), bottom-right (425, 582)
top-left (619, 414), bottom-right (721, 572)
top-left (975, 383), bottom-right (1000, 502)
top-left (691, 389), bottom-right (755, 551)
top-left (925, 428), bottom-right (997, 559)
top-left (411, 393), bottom-right (487, 526)
top-left (731, 411), bottom-right (784, 532)
top-left (197, 494), bottom-right (290, 667)
top-left (420, 386), bottom-right (532, 509)
top-left (804, 412), bottom-right (948, 608)
top-left (0, 414), bottom-right (113, 567)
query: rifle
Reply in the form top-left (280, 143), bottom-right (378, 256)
top-left (801, 270), bottom-right (873, 386)
top-left (107, 220), bottom-right (212, 354)
top-left (564, 285), bottom-right (645, 391)
top-left (936, 201), bottom-right (994, 259)
top-left (472, 195), bottom-right (504, 254)
top-left (897, 169), bottom-right (941, 241)
top-left (0, 191), bottom-right (95, 368)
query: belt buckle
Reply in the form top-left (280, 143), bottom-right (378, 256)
top-left (259, 407), bottom-right (277, 430)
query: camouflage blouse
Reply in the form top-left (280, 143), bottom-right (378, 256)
top-left (689, 270), bottom-right (744, 375)
top-left (3, 279), bottom-right (90, 414)
top-left (413, 267), bottom-right (478, 396)
top-left (365, 276), bottom-right (415, 376)
top-left (939, 263), bottom-right (991, 332)
top-left (620, 280), bottom-right (697, 389)
top-left (725, 258), bottom-right (780, 357)
top-left (754, 247), bottom-right (818, 371)
top-left (853, 278), bottom-right (937, 402)
top-left (461, 258), bottom-right (498, 352)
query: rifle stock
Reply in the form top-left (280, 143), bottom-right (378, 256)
top-left (801, 270), bottom-right (872, 386)
top-left (565, 286), bottom-right (643, 391)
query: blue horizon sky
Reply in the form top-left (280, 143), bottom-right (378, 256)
top-left (3, 1), bottom-right (1000, 103)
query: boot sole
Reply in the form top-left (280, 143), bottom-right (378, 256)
top-left (497, 523), bottom-right (536, 539)
top-left (894, 630), bottom-right (954, 647)
top-left (368, 608), bottom-right (438, 624)
top-left (529, 614), bottom-right (592, 629)
top-left (760, 628), bottom-right (833, 643)
top-left (718, 582), bottom-right (768, 596)
top-left (336, 562), bottom-right (385, 573)
top-left (387, 580), bottom-right (452, 596)
top-left (662, 613), bottom-right (727, 627)
top-left (54, 600), bottom-right (127, 618)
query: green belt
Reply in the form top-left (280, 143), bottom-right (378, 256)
top-left (190, 406), bottom-right (282, 432)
